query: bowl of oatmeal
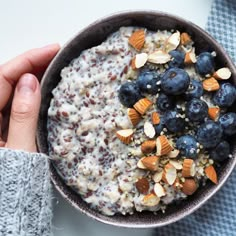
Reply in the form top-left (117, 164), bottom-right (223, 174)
top-left (37, 11), bottom-right (236, 227)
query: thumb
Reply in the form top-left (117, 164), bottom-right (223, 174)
top-left (7, 73), bottom-right (41, 152)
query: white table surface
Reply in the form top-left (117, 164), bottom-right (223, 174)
top-left (0, 0), bottom-right (213, 235)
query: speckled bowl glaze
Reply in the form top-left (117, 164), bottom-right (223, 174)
top-left (37, 11), bottom-right (236, 228)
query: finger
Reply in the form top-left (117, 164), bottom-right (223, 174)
top-left (6, 73), bottom-right (41, 152)
top-left (0, 112), bottom-right (2, 138)
top-left (1, 102), bottom-right (11, 141)
top-left (0, 112), bottom-right (6, 146)
top-left (0, 141), bottom-right (5, 147)
top-left (0, 43), bottom-right (60, 111)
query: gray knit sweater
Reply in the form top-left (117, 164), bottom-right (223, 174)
top-left (0, 149), bottom-right (52, 236)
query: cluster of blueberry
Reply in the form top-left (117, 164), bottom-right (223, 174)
top-left (118, 50), bottom-right (236, 163)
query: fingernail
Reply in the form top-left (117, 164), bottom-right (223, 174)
top-left (17, 74), bottom-right (37, 94)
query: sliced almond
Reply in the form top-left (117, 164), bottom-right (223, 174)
top-left (167, 149), bottom-right (180, 158)
top-left (128, 29), bottom-right (145, 51)
top-left (141, 156), bottom-right (160, 171)
top-left (141, 140), bottom-right (156, 154)
top-left (127, 108), bottom-right (142, 126)
top-left (202, 77), bottom-right (220, 91)
top-left (165, 31), bottom-right (180, 52)
top-left (132, 53), bottom-right (148, 69)
top-left (154, 183), bottom-right (166, 197)
top-left (142, 193), bottom-right (160, 207)
top-left (133, 98), bottom-right (153, 115)
top-left (116, 129), bottom-right (133, 144)
top-left (169, 160), bottom-right (183, 170)
top-left (148, 50), bottom-right (171, 64)
top-left (135, 177), bottom-right (149, 194)
top-left (213, 67), bottom-right (232, 80)
top-left (151, 112), bottom-right (160, 125)
top-left (180, 32), bottom-right (192, 45)
top-left (137, 158), bottom-right (147, 170)
top-left (184, 48), bottom-right (197, 64)
top-left (162, 163), bottom-right (177, 185)
top-left (182, 178), bottom-right (198, 195)
top-left (208, 106), bottom-right (220, 121)
top-left (182, 159), bottom-right (196, 177)
top-left (152, 171), bottom-right (163, 183)
top-left (144, 121), bottom-right (156, 139)
top-left (205, 165), bottom-right (218, 184)
top-left (156, 135), bottom-right (173, 156)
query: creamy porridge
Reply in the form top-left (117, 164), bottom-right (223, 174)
top-left (47, 27), bottom-right (235, 216)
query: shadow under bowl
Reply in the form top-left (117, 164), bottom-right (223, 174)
top-left (37, 10), bottom-right (236, 228)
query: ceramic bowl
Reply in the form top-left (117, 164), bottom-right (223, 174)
top-left (37, 10), bottom-right (236, 228)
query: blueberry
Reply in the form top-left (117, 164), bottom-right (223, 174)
top-left (161, 68), bottom-right (190, 95)
top-left (195, 52), bottom-right (215, 76)
top-left (196, 121), bottom-right (223, 148)
top-left (168, 50), bottom-right (185, 68)
top-left (118, 82), bottom-right (142, 107)
top-left (213, 83), bottom-right (236, 107)
top-left (156, 93), bottom-right (175, 111)
top-left (219, 112), bottom-right (236, 136)
top-left (209, 141), bottom-right (230, 162)
top-left (164, 110), bottom-right (185, 133)
top-left (185, 79), bottom-right (203, 100)
top-left (136, 70), bottom-right (160, 94)
top-left (186, 98), bottom-right (208, 122)
top-left (176, 135), bottom-right (198, 159)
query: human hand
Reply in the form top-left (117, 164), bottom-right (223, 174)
top-left (0, 44), bottom-right (60, 152)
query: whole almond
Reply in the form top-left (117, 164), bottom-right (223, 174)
top-left (205, 165), bottom-right (218, 184)
top-left (128, 29), bottom-right (145, 51)
top-left (182, 159), bottom-right (196, 177)
top-left (137, 158), bottom-right (147, 170)
top-left (208, 107), bottom-right (220, 121)
top-left (136, 177), bottom-right (149, 194)
top-left (152, 112), bottom-right (160, 125)
top-left (141, 156), bottom-right (160, 171)
top-left (203, 77), bottom-right (220, 91)
top-left (182, 178), bottom-right (198, 195)
top-left (156, 135), bottom-right (173, 156)
top-left (133, 98), bottom-right (153, 115)
top-left (116, 129), bottom-right (133, 144)
top-left (127, 108), bottom-right (142, 126)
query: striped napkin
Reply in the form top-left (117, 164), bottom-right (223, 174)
top-left (153, 0), bottom-right (236, 235)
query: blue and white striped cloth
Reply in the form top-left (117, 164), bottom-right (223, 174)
top-left (153, 0), bottom-right (236, 235)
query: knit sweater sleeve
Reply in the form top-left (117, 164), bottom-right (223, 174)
top-left (0, 149), bottom-right (52, 236)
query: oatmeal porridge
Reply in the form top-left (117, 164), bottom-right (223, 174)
top-left (47, 27), bottom-right (235, 216)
